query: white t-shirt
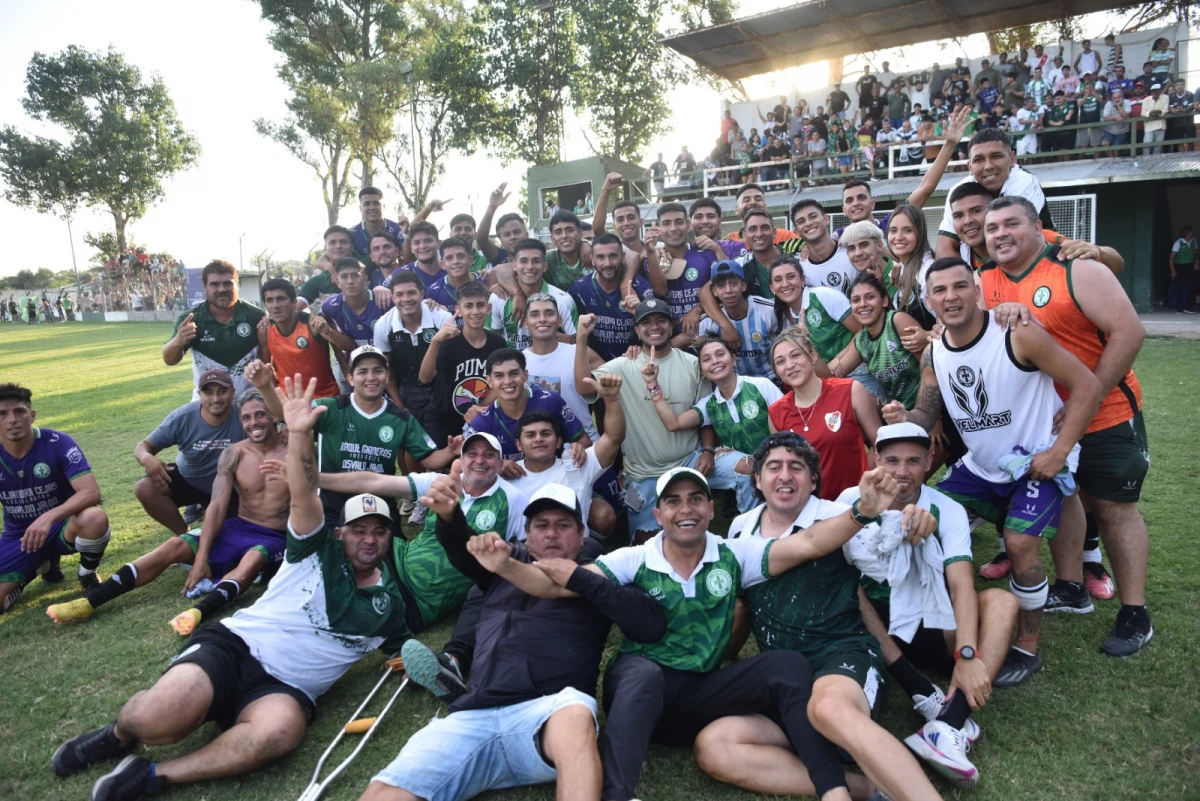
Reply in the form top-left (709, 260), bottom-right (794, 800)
top-left (487, 282), bottom-right (578, 351)
top-left (801, 246), bottom-right (860, 296)
top-left (509, 447), bottom-right (606, 527)
top-left (835, 483), bottom-right (973, 568)
top-left (938, 165), bottom-right (1047, 238)
top-left (524, 342), bottom-right (598, 440)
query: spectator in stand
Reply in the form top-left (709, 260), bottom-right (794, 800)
top-left (1013, 49), bottom-right (1032, 87)
top-left (888, 84), bottom-right (911, 129)
top-left (1170, 225), bottom-right (1197, 313)
top-left (828, 82), bottom-right (852, 121)
top-left (929, 95), bottom-right (949, 121)
top-left (1142, 82), bottom-right (1168, 154)
top-left (1134, 61), bottom-right (1157, 93)
top-left (918, 114), bottom-right (939, 162)
top-left (866, 85), bottom-right (889, 130)
top-left (1168, 79), bottom-right (1197, 152)
top-left (929, 62), bottom-right (948, 97)
top-left (1027, 67), bottom-right (1049, 107)
top-left (760, 134), bottom-right (791, 183)
top-left (1076, 82), bottom-right (1105, 155)
top-left (909, 78), bottom-right (930, 114)
top-left (1027, 44), bottom-right (1051, 73)
top-left (977, 78), bottom-right (1000, 114)
top-left (788, 106), bottom-right (805, 141)
top-left (806, 129), bottom-right (829, 184)
top-left (1003, 73), bottom-right (1026, 110)
top-left (878, 61), bottom-right (896, 92)
top-left (572, 198), bottom-right (587, 215)
top-left (673, 146), bottom-right (697, 186)
top-left (952, 57), bottom-right (970, 81)
top-left (647, 153), bottom-right (668, 198)
top-left (975, 59), bottom-right (1002, 93)
top-left (895, 119), bottom-right (924, 166)
top-left (721, 109), bottom-right (735, 140)
top-left (856, 66), bottom-right (878, 111)
top-left (856, 120), bottom-right (877, 179)
top-left (830, 119), bottom-right (854, 174)
top-left (1074, 39), bottom-right (1103, 81)
top-left (1044, 91), bottom-right (1075, 160)
top-left (1012, 95), bottom-right (1043, 156)
top-left (1108, 64), bottom-right (1134, 97)
top-left (1055, 65), bottom-right (1080, 97)
top-left (1129, 83), bottom-right (1147, 144)
top-left (1149, 37), bottom-right (1175, 81)
top-left (997, 52), bottom-right (1016, 81)
top-left (1103, 32), bottom-right (1124, 79)
top-left (584, 190), bottom-right (595, 213)
top-left (1099, 89), bottom-right (1128, 154)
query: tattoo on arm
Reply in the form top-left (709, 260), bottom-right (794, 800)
top-left (908, 350), bottom-right (943, 430)
top-left (300, 454), bottom-right (317, 490)
top-left (212, 446), bottom-right (242, 500)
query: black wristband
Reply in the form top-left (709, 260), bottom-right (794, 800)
top-left (850, 499), bottom-right (881, 528)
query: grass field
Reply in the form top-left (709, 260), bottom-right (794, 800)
top-left (1, 321), bottom-right (1198, 801)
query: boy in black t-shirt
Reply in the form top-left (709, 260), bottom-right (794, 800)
top-left (418, 281), bottom-right (507, 446)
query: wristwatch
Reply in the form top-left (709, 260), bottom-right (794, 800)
top-left (954, 645), bottom-right (976, 661)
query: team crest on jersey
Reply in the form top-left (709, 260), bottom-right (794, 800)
top-left (1033, 286), bottom-right (1051, 307)
top-left (423, 329), bottom-right (435, 343)
top-left (296, 336), bottom-right (310, 349)
top-left (237, 323), bottom-right (251, 337)
top-left (562, 406), bottom-right (576, 422)
top-left (750, 331), bottom-right (763, 343)
top-left (33, 462), bottom-right (51, 479)
top-left (685, 267), bottom-right (699, 281)
top-left (741, 400), bottom-right (759, 418)
top-left (378, 426), bottom-right (394, 443)
top-left (828, 273), bottom-right (843, 287)
top-left (949, 371), bottom-right (1012, 432)
top-left (66, 447), bottom-right (83, 465)
top-left (806, 309), bottom-right (822, 327)
top-left (825, 411), bottom-right (842, 432)
top-left (886, 339), bottom-right (897, 353)
top-left (372, 592), bottom-right (391, 615)
top-left (705, 567), bottom-right (733, 597)
top-left (474, 509), bottom-right (497, 531)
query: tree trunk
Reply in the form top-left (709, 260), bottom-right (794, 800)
top-left (111, 209), bottom-right (129, 254)
top-left (986, 32), bottom-right (1000, 55)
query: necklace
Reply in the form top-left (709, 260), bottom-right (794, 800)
top-left (793, 381), bottom-right (823, 431)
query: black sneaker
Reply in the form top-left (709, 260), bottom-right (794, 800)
top-left (90, 755), bottom-right (165, 801)
top-left (79, 571), bottom-right (101, 593)
top-left (40, 555), bottom-right (65, 584)
top-left (401, 640), bottom-right (468, 701)
top-left (1044, 580), bottom-right (1094, 615)
top-left (993, 647), bottom-right (1043, 687)
top-left (52, 722), bottom-right (129, 777)
top-left (1101, 606), bottom-right (1154, 657)
top-left (182, 504), bottom-right (206, 526)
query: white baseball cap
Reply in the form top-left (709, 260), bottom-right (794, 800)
top-left (524, 483), bottom-right (584, 523)
top-left (875, 422), bottom-right (932, 450)
top-left (340, 493), bottom-right (393, 525)
top-left (462, 430), bottom-right (502, 455)
top-left (655, 466), bottom-right (711, 506)
top-left (350, 344), bottom-right (388, 370)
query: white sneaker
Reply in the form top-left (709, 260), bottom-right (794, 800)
top-left (408, 503), bottom-right (428, 526)
top-left (400, 500), bottom-right (416, 516)
top-left (912, 686), bottom-right (946, 722)
top-left (961, 717), bottom-right (982, 745)
top-left (904, 720), bottom-right (978, 789)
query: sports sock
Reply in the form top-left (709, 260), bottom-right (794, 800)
top-left (74, 528), bottom-right (111, 575)
top-left (996, 534), bottom-right (1007, 555)
top-left (1082, 513), bottom-right (1102, 564)
top-left (85, 563), bottom-right (138, 609)
top-left (194, 579), bottom-right (242, 617)
top-left (936, 691), bottom-right (972, 729)
top-left (2, 585), bottom-right (23, 613)
top-left (885, 655), bottom-right (938, 699)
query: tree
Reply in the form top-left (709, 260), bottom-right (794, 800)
top-left (253, 0), bottom-right (416, 187)
top-left (0, 46), bottom-right (200, 253)
top-left (84, 231), bottom-right (121, 266)
top-left (1119, 1), bottom-right (1199, 30)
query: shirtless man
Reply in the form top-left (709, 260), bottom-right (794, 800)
top-left (47, 389), bottom-right (290, 633)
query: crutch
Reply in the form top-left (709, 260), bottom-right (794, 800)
top-left (298, 656), bottom-right (408, 801)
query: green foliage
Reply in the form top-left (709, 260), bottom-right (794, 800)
top-left (84, 231), bottom-right (121, 265)
top-left (0, 46), bottom-right (200, 252)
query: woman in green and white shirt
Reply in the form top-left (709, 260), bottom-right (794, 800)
top-left (767, 256), bottom-right (861, 367)
top-left (827, 273), bottom-right (922, 409)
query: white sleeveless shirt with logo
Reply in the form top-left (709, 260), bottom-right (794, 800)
top-left (930, 318), bottom-right (1079, 484)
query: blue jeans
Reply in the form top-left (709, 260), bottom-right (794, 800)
top-left (849, 363), bottom-right (887, 402)
top-left (372, 687), bottom-right (597, 801)
top-left (625, 448), bottom-right (756, 535)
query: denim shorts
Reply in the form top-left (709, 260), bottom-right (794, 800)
top-left (371, 687), bottom-right (597, 801)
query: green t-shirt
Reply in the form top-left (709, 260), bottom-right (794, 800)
top-left (544, 249), bottom-right (586, 291)
top-left (470, 249), bottom-right (490, 274)
top-left (854, 310), bottom-right (921, 409)
top-left (598, 531), bottom-right (773, 673)
top-left (299, 271), bottom-right (339, 303)
top-left (172, 301), bottom-right (266, 394)
top-left (692, 376), bottom-right (783, 456)
top-left (731, 500), bottom-right (876, 664)
top-left (1175, 238), bottom-right (1197, 266)
top-left (1048, 103), bottom-right (1072, 125)
top-left (62, 296), bottom-right (73, 312)
top-left (800, 286), bottom-right (853, 363)
top-left (396, 476), bottom-right (527, 627)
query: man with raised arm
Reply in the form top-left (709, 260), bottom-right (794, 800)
top-left (51, 377), bottom-right (411, 801)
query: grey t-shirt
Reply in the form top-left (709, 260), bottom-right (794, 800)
top-left (147, 402), bottom-right (246, 492)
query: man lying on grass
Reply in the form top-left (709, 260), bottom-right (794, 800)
top-left (51, 376), bottom-right (413, 801)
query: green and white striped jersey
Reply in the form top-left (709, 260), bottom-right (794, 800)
top-left (692, 376), bottom-right (783, 456)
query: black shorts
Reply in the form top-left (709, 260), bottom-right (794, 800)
top-left (165, 464), bottom-right (213, 509)
top-left (868, 597), bottom-right (954, 676)
top-left (1076, 412), bottom-right (1150, 503)
top-left (166, 623), bottom-right (315, 730)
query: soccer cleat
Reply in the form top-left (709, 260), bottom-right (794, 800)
top-left (1044, 581), bottom-right (1094, 615)
top-left (79, 572), bottom-right (101, 593)
top-left (904, 721), bottom-right (979, 789)
top-left (90, 755), bottom-right (165, 801)
top-left (1101, 606), bottom-right (1154, 657)
top-left (977, 551), bottom-right (1011, 580)
top-left (912, 687), bottom-right (946, 722)
top-left (1083, 561), bottom-right (1116, 600)
top-left (993, 647), bottom-right (1043, 687)
top-left (169, 608), bottom-right (202, 637)
top-left (39, 556), bottom-right (65, 584)
top-left (182, 504), bottom-right (205, 526)
top-left (401, 639), bottom-right (467, 701)
top-left (47, 597), bottom-right (95, 624)
top-left (52, 722), bottom-right (128, 777)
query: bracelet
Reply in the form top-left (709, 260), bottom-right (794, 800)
top-left (700, 446), bottom-right (717, 454)
top-left (850, 499), bottom-right (881, 528)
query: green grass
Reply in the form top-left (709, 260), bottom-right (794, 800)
top-left (1, 322), bottom-right (1198, 801)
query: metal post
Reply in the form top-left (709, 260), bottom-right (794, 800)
top-left (887, 145), bottom-right (895, 180)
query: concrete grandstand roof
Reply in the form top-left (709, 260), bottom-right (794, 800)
top-left (664, 0), bottom-right (1134, 82)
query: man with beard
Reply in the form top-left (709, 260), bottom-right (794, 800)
top-left (48, 387), bottom-right (290, 632)
top-left (133, 369), bottom-right (247, 536)
top-left (349, 186), bottom-right (405, 272)
top-left (367, 231), bottom-right (403, 289)
top-left (792, 201), bottom-right (859, 295)
top-left (164, 260), bottom-right (266, 398)
top-left (51, 378), bottom-right (413, 801)
top-left (258, 278), bottom-right (340, 399)
top-left (570, 234), bottom-right (656, 362)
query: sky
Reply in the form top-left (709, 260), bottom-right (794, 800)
top-left (0, 0), bottom-right (1129, 279)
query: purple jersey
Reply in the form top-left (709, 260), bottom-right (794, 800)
top-left (349, 219), bottom-right (405, 261)
top-left (463, 386), bottom-right (584, 461)
top-left (0, 428), bottom-right (92, 537)
top-left (718, 239), bottom-right (748, 260)
top-left (321, 292), bottom-right (385, 347)
top-left (425, 276), bottom-right (463, 311)
top-left (664, 247), bottom-right (716, 321)
top-left (384, 262), bottom-right (445, 292)
top-left (570, 273), bottom-right (656, 362)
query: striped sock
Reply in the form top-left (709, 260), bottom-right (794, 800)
top-left (85, 563), bottom-right (137, 609)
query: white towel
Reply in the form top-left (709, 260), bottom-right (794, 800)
top-left (184, 577), bottom-right (216, 598)
top-left (844, 510), bottom-right (957, 642)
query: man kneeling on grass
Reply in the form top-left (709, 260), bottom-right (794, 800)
top-left (360, 474), bottom-right (667, 801)
top-left (52, 377), bottom-right (413, 801)
top-left (48, 389), bottom-right (288, 634)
